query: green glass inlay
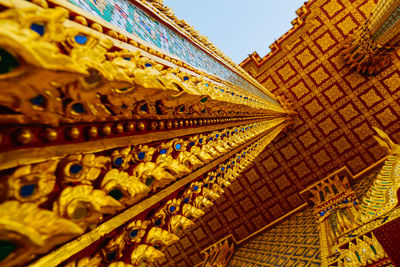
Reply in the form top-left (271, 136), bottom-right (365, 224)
top-left (0, 240), bottom-right (16, 261)
top-left (0, 48), bottom-right (19, 74)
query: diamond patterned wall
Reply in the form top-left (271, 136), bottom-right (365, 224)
top-left (158, 0), bottom-right (400, 265)
top-left (228, 207), bottom-right (321, 267)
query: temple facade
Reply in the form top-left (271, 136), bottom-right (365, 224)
top-left (0, 0), bottom-right (399, 266)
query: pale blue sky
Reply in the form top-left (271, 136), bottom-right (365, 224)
top-left (164, 0), bottom-right (305, 64)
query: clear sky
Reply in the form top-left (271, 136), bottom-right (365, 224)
top-left (163, 0), bottom-right (305, 64)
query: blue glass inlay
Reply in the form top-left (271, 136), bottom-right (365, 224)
top-left (75, 35), bottom-right (87, 44)
top-left (155, 218), bottom-right (161, 226)
top-left (30, 95), bottom-right (45, 107)
top-left (216, 134), bottom-right (219, 138)
top-left (183, 76), bottom-right (189, 81)
top-left (123, 57), bottom-right (130, 60)
top-left (189, 142), bottom-right (195, 146)
top-left (232, 161), bottom-right (235, 165)
top-left (199, 139), bottom-right (203, 144)
top-left (114, 157), bottom-right (124, 166)
top-left (205, 84), bottom-right (209, 87)
top-left (70, 164), bottom-right (83, 174)
top-left (140, 104), bottom-right (147, 111)
top-left (204, 184), bottom-right (208, 187)
top-left (221, 167), bottom-right (225, 171)
top-left (184, 197), bottom-right (189, 203)
top-left (138, 152), bottom-right (146, 160)
top-left (72, 103), bottom-right (85, 113)
top-left (237, 156), bottom-right (240, 159)
top-left (175, 143), bottom-right (181, 150)
top-left (145, 63), bottom-right (152, 67)
top-left (169, 206), bottom-right (175, 212)
top-left (220, 89), bottom-right (224, 92)
top-left (209, 176), bottom-right (214, 181)
top-left (194, 186), bottom-right (199, 191)
top-left (20, 184), bottom-right (36, 197)
top-left (159, 149), bottom-right (167, 154)
top-left (30, 23), bottom-right (45, 36)
top-left (130, 229), bottom-right (138, 238)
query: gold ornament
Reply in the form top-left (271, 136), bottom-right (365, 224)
top-left (7, 160), bottom-right (58, 204)
top-left (101, 169), bottom-right (150, 206)
top-left (53, 185), bottom-right (122, 229)
top-left (0, 201), bottom-right (83, 266)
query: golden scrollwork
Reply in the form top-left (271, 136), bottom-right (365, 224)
top-left (132, 162), bottom-right (176, 190)
top-left (0, 201), bottom-right (83, 267)
top-left (53, 185), bottom-right (122, 229)
top-left (64, 255), bottom-right (102, 267)
top-left (182, 203), bottom-right (205, 220)
top-left (101, 169), bottom-right (150, 206)
top-left (145, 227), bottom-right (179, 249)
top-left (130, 244), bottom-right (165, 266)
top-left (61, 154), bottom-right (109, 184)
top-left (6, 160), bottom-right (58, 204)
top-left (168, 215), bottom-right (195, 235)
top-left (108, 262), bottom-right (134, 267)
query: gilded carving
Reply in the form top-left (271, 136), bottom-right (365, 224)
top-left (318, 117), bottom-right (337, 134)
top-left (333, 136), bottom-right (352, 154)
top-left (310, 67), bottom-right (329, 85)
top-left (7, 160), bottom-right (58, 204)
top-left (305, 99), bottom-right (323, 117)
top-left (383, 72), bottom-right (400, 91)
top-left (53, 185), bottom-right (122, 229)
top-left (339, 104), bottom-right (358, 121)
top-left (65, 255), bottom-right (102, 267)
top-left (125, 220), bottom-right (150, 244)
top-left (278, 64), bottom-right (296, 81)
top-left (324, 85), bottom-right (342, 103)
top-left (296, 49), bottom-right (314, 66)
top-left (145, 227), bottom-right (179, 249)
top-left (338, 16), bottom-right (358, 35)
top-left (61, 154), bottom-right (109, 184)
top-left (323, 0), bottom-right (343, 17)
top-left (313, 149), bottom-right (330, 166)
top-left (101, 169), bottom-right (150, 206)
top-left (299, 131), bottom-right (317, 148)
top-left (182, 204), bottom-right (205, 220)
top-left (291, 81), bottom-right (309, 99)
top-left (0, 201), bottom-right (83, 266)
top-left (132, 162), bottom-right (176, 190)
top-left (360, 89), bottom-right (381, 107)
top-left (316, 33), bottom-right (336, 51)
top-left (130, 244), bottom-right (165, 266)
top-left (353, 123), bottom-right (373, 141)
top-left (376, 108), bottom-right (397, 126)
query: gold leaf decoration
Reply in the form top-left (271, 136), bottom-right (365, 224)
top-left (130, 244), bottom-right (165, 266)
top-left (101, 169), bottom-right (150, 206)
top-left (132, 162), bottom-right (176, 190)
top-left (0, 201), bottom-right (83, 266)
top-left (53, 185), bottom-right (122, 229)
top-left (7, 160), bottom-right (58, 203)
top-left (145, 227), bottom-right (179, 248)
